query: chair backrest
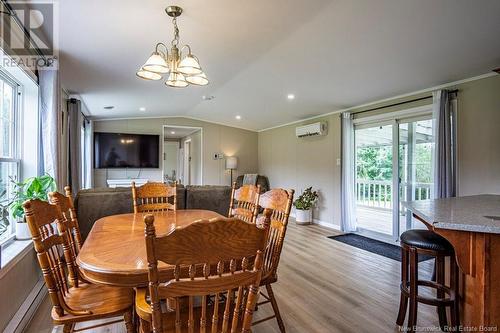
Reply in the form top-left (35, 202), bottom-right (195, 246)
top-left (48, 186), bottom-right (83, 257)
top-left (228, 183), bottom-right (261, 223)
top-left (23, 199), bottom-right (89, 318)
top-left (258, 189), bottom-right (294, 281)
top-left (144, 209), bottom-right (272, 333)
top-left (132, 181), bottom-right (177, 213)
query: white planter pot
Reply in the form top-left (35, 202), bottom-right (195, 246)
top-left (15, 222), bottom-right (31, 240)
top-left (295, 209), bottom-right (312, 225)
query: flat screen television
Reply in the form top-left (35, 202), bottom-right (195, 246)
top-left (94, 132), bottom-right (159, 169)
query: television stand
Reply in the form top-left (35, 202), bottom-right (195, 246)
top-left (107, 178), bottom-right (149, 188)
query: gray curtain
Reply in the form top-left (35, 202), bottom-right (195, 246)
top-left (38, 65), bottom-right (62, 186)
top-left (433, 90), bottom-right (457, 198)
top-left (67, 99), bottom-right (83, 193)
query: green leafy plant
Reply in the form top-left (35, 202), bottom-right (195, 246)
top-left (0, 188), bottom-right (9, 235)
top-left (293, 187), bottom-right (318, 210)
top-left (9, 174), bottom-right (56, 220)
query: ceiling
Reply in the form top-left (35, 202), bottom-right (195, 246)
top-left (58, 0), bottom-right (500, 131)
top-left (163, 126), bottom-right (200, 140)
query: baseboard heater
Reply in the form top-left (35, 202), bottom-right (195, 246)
top-left (3, 278), bottom-right (47, 333)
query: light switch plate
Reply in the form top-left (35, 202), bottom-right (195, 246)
top-left (336, 158), bottom-right (341, 166)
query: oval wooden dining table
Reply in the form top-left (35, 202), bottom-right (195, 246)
top-left (77, 209), bottom-right (223, 287)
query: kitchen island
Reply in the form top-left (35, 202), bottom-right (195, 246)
top-left (404, 195), bottom-right (500, 328)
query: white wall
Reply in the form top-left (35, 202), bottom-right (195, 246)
top-left (93, 117), bottom-right (258, 187)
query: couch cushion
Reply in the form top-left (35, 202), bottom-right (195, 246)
top-left (185, 185), bottom-right (231, 217)
top-left (75, 186), bottom-right (186, 240)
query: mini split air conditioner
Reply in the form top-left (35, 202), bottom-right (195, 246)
top-left (295, 122), bottom-right (327, 138)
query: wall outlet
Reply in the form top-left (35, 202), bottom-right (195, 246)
top-left (336, 158), bottom-right (341, 166)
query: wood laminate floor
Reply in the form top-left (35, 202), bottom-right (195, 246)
top-left (25, 222), bottom-right (439, 333)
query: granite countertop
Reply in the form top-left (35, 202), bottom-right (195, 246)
top-left (403, 194), bottom-right (500, 234)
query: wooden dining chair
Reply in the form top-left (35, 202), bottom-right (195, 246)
top-left (253, 188), bottom-right (294, 333)
top-left (132, 181), bottom-right (177, 213)
top-left (228, 183), bottom-right (261, 223)
top-left (48, 186), bottom-right (83, 256)
top-left (135, 209), bottom-right (273, 333)
top-left (23, 199), bottom-right (135, 333)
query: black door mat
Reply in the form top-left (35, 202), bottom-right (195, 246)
top-left (328, 233), bottom-right (433, 262)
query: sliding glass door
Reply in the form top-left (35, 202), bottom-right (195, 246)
top-left (354, 109), bottom-right (434, 241)
top-left (398, 118), bottom-right (435, 234)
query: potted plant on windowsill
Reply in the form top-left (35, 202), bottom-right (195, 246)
top-left (293, 187), bottom-right (318, 225)
top-left (9, 174), bottom-right (56, 240)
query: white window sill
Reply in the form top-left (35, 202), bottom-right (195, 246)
top-left (0, 239), bottom-right (33, 279)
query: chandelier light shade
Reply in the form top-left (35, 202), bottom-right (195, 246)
top-left (178, 54), bottom-right (202, 75)
top-left (136, 69), bottom-right (162, 81)
top-left (142, 52), bottom-right (169, 74)
top-left (165, 71), bottom-right (189, 88)
top-left (136, 5), bottom-right (208, 88)
top-left (186, 72), bottom-right (209, 86)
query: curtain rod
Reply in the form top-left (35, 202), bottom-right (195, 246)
top-left (69, 98), bottom-right (90, 123)
top-left (352, 89), bottom-right (458, 116)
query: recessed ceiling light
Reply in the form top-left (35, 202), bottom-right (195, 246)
top-left (287, 94), bottom-right (295, 100)
top-left (139, 107), bottom-right (146, 111)
top-left (171, 131), bottom-right (176, 134)
top-left (202, 95), bottom-right (215, 101)
top-left (104, 106), bottom-right (115, 110)
top-left (235, 115), bottom-right (242, 120)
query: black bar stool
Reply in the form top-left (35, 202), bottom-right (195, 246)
top-left (397, 230), bottom-right (460, 332)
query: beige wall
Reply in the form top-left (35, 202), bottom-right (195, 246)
top-left (258, 74), bottom-right (500, 228)
top-left (258, 115), bottom-right (342, 226)
top-left (456, 75), bottom-right (500, 195)
top-left (93, 117), bottom-right (258, 187)
top-left (0, 251), bottom-right (40, 331)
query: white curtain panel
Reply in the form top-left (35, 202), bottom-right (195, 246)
top-left (432, 90), bottom-right (457, 198)
top-left (83, 119), bottom-right (94, 188)
top-left (341, 112), bottom-right (357, 232)
top-left (38, 65), bottom-right (62, 186)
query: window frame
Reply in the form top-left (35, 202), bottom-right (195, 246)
top-left (0, 69), bottom-right (22, 247)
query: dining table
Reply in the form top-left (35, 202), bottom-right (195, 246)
top-left (404, 195), bottom-right (500, 328)
top-left (77, 209), bottom-right (224, 287)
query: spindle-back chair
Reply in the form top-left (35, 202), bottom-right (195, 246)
top-left (132, 181), bottom-right (177, 213)
top-left (48, 186), bottom-right (83, 257)
top-left (253, 188), bottom-right (294, 333)
top-left (135, 210), bottom-right (272, 333)
top-left (23, 199), bottom-right (135, 333)
top-left (228, 183), bottom-right (261, 223)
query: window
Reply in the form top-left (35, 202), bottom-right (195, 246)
top-left (0, 72), bottom-right (20, 244)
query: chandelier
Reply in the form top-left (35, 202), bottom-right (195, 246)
top-left (136, 6), bottom-right (208, 88)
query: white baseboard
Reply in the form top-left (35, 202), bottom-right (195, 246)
top-left (290, 211), bottom-right (341, 231)
top-left (4, 278), bottom-right (47, 333)
top-left (312, 219), bottom-right (341, 231)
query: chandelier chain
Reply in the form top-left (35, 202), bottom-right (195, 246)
top-left (171, 17), bottom-right (180, 46)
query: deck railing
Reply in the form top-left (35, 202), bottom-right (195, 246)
top-left (356, 179), bottom-right (432, 209)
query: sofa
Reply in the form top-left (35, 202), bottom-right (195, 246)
top-left (74, 176), bottom-right (269, 241)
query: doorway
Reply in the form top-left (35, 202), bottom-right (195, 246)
top-left (353, 107), bottom-right (435, 241)
top-left (162, 126), bottom-right (203, 185)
